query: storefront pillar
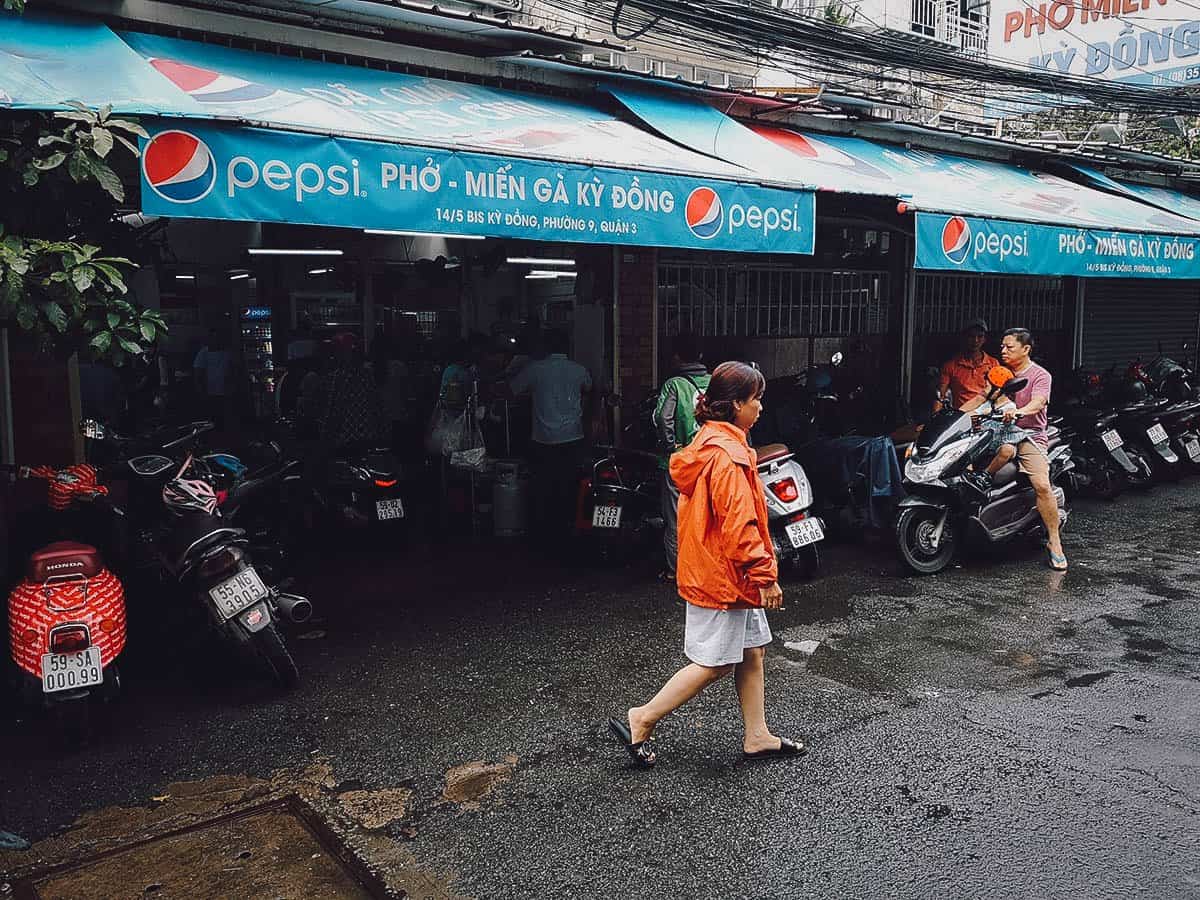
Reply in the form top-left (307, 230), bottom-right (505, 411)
top-left (614, 246), bottom-right (658, 445)
top-left (900, 246), bottom-right (917, 408)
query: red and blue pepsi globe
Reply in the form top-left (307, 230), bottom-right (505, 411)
top-left (142, 130), bottom-right (216, 204)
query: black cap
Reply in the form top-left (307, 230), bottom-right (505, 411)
top-left (964, 318), bottom-right (989, 333)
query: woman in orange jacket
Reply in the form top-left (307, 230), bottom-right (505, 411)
top-left (608, 361), bottom-right (807, 768)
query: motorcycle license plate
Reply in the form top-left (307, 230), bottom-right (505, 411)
top-left (41, 646), bottom-right (102, 693)
top-left (209, 568), bottom-right (268, 620)
top-left (1147, 424), bottom-right (1168, 444)
top-left (592, 505), bottom-right (623, 529)
top-left (1186, 438), bottom-right (1200, 462)
top-left (376, 498), bottom-right (405, 521)
top-left (785, 517), bottom-right (824, 548)
top-left (1102, 429), bottom-right (1123, 451)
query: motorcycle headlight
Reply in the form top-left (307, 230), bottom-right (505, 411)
top-left (905, 443), bottom-right (969, 483)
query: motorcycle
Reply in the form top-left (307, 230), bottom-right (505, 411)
top-left (157, 454), bottom-right (308, 689)
top-left (756, 443), bottom-right (823, 578)
top-left (4, 464), bottom-right (126, 744)
top-left (1100, 366), bottom-right (1181, 481)
top-left (895, 369), bottom-right (1073, 575)
top-left (576, 446), bottom-right (664, 558)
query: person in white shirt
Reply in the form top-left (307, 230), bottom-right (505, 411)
top-left (509, 329), bottom-right (592, 539)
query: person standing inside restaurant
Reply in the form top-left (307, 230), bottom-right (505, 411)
top-left (935, 318), bottom-right (999, 413)
top-left (509, 329), bottom-right (592, 541)
top-left (608, 361), bottom-right (806, 768)
top-left (653, 334), bottom-right (710, 582)
top-left (192, 327), bottom-right (233, 429)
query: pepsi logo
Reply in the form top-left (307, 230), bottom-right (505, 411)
top-left (143, 130), bottom-right (216, 204)
top-left (942, 216), bottom-right (972, 265)
top-left (685, 187), bottom-right (724, 240)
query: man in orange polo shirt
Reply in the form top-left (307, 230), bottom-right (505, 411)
top-left (934, 318), bottom-right (999, 413)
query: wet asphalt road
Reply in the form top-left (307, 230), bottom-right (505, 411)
top-left (2, 481), bottom-right (1200, 899)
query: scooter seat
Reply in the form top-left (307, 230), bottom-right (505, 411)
top-left (991, 461), bottom-right (1021, 489)
top-left (756, 443), bottom-right (792, 464)
top-left (28, 541), bottom-right (103, 581)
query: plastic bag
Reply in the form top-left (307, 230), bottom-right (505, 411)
top-left (424, 407), bottom-right (463, 456)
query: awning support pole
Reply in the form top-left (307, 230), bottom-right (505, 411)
top-left (901, 260), bottom-right (917, 413)
top-left (1072, 280), bottom-right (1086, 369)
top-left (0, 329), bottom-right (12, 466)
top-left (612, 247), bottom-right (622, 445)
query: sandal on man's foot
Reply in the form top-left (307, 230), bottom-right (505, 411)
top-left (742, 736), bottom-right (808, 761)
top-left (607, 716), bottom-right (656, 768)
top-left (1047, 549), bottom-right (1068, 572)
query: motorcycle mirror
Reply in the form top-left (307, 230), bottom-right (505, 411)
top-left (1002, 377), bottom-right (1028, 396)
top-left (80, 419), bottom-right (106, 440)
top-left (831, 352), bottom-right (844, 367)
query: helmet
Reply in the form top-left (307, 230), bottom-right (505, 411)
top-left (1125, 380), bottom-right (1149, 403)
top-left (162, 468), bottom-right (219, 516)
top-left (987, 365), bottom-right (1013, 389)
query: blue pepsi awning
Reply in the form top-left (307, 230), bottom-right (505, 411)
top-left (609, 87), bottom-right (1200, 276)
top-left (0, 12), bottom-right (817, 254)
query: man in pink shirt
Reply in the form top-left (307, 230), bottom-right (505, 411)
top-left (999, 328), bottom-right (1066, 571)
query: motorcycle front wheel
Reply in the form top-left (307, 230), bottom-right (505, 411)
top-left (896, 507), bottom-right (957, 575)
top-left (253, 624), bottom-right (300, 690)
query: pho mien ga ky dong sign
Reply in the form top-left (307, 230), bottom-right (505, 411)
top-left (989, 0), bottom-right (1200, 86)
top-left (138, 121), bottom-right (816, 254)
top-left (916, 213), bottom-right (1200, 277)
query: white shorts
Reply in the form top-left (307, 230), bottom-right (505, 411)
top-left (683, 604), bottom-right (772, 667)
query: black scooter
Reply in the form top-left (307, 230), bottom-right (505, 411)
top-left (895, 374), bottom-right (1073, 575)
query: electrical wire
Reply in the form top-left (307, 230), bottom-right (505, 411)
top-left (533, 0), bottom-right (1200, 114)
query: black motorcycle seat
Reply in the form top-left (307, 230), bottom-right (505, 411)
top-left (990, 461), bottom-right (1025, 489)
top-left (223, 468), bottom-right (284, 515)
top-left (164, 511), bottom-right (244, 572)
top-left (1118, 398), bottom-right (1170, 414)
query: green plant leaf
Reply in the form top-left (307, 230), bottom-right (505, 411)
top-left (40, 301), bottom-right (67, 332)
top-left (107, 119), bottom-right (149, 139)
top-left (106, 312), bottom-right (120, 329)
top-left (67, 151), bottom-right (88, 183)
top-left (89, 331), bottom-right (112, 354)
top-left (32, 151), bottom-right (66, 171)
top-left (71, 266), bottom-right (95, 293)
top-left (111, 132), bottom-right (140, 158)
top-left (22, 169), bottom-right (38, 187)
top-left (53, 111), bottom-right (99, 125)
top-left (90, 127), bottom-right (114, 159)
top-left (86, 157), bottom-right (124, 201)
top-left (15, 305), bottom-right (36, 331)
top-left (117, 337), bottom-right (142, 355)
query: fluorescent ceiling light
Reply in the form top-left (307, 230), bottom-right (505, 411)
top-left (308, 268), bottom-right (332, 276)
top-left (174, 274), bottom-right (195, 281)
top-left (247, 248), bottom-right (343, 256)
top-left (531, 270), bottom-right (577, 278)
top-left (506, 257), bottom-right (575, 266)
top-left (525, 273), bottom-right (558, 280)
top-left (364, 229), bottom-right (484, 240)
top-left (229, 272), bottom-right (251, 281)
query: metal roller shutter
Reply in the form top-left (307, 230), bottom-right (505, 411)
top-left (1080, 280), bottom-right (1200, 371)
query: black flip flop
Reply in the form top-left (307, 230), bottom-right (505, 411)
top-left (742, 736), bottom-right (808, 761)
top-left (607, 716), bottom-right (657, 768)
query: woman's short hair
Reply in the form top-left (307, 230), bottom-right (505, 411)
top-left (696, 361), bottom-right (765, 424)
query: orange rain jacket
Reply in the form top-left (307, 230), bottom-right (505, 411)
top-left (669, 420), bottom-right (778, 610)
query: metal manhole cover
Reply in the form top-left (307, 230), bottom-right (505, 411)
top-left (8, 797), bottom-right (394, 900)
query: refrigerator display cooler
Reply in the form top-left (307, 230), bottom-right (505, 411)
top-left (241, 305), bottom-right (275, 420)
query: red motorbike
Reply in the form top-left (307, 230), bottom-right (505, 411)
top-left (5, 464), bottom-right (126, 744)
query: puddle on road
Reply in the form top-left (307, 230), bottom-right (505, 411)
top-left (1063, 670), bottom-right (1116, 688)
top-left (442, 756), bottom-right (517, 810)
